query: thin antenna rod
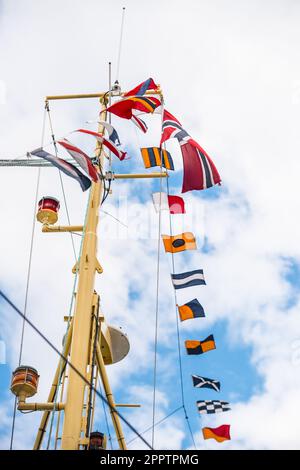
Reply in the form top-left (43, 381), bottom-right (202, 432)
top-left (108, 62), bottom-right (112, 122)
top-left (108, 62), bottom-right (112, 168)
top-left (116, 7), bottom-right (126, 82)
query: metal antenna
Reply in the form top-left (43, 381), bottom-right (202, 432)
top-left (116, 7), bottom-right (126, 82)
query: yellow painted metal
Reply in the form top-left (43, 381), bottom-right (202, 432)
top-left (72, 258), bottom-right (102, 275)
top-left (96, 343), bottom-right (127, 450)
top-left (33, 319), bottom-right (73, 450)
top-left (60, 99), bottom-right (127, 450)
top-left (45, 87), bottom-right (161, 102)
top-left (89, 370), bottom-right (98, 437)
top-left (99, 325), bottom-right (113, 365)
top-left (84, 293), bottom-right (100, 440)
top-left (46, 93), bottom-right (106, 101)
top-left (36, 209), bottom-right (58, 225)
top-left (18, 402), bottom-right (65, 411)
top-left (78, 437), bottom-right (90, 446)
top-left (54, 367), bottom-right (67, 449)
top-left (60, 177), bottom-right (103, 449)
top-left (42, 224), bottom-right (83, 233)
top-left (33, 92), bottom-right (139, 451)
top-left (114, 172), bottom-right (168, 179)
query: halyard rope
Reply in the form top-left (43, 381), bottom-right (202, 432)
top-left (9, 106), bottom-right (47, 449)
top-left (1, 289), bottom-right (154, 450)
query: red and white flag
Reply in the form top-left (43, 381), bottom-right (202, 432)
top-left (76, 129), bottom-right (127, 161)
top-left (152, 192), bottom-right (185, 214)
top-left (131, 114), bottom-right (148, 133)
top-left (57, 139), bottom-right (99, 182)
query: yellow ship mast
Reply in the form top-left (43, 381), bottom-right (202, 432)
top-left (60, 99), bottom-right (113, 450)
top-left (10, 88), bottom-right (167, 450)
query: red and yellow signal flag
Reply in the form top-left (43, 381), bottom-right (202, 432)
top-left (185, 335), bottom-right (216, 355)
top-left (107, 96), bottom-right (161, 119)
top-left (162, 232), bottom-right (197, 254)
top-left (202, 425), bottom-right (231, 443)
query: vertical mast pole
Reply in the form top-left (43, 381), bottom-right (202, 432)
top-left (60, 99), bottom-right (106, 450)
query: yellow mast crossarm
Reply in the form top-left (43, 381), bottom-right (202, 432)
top-left (33, 319), bottom-right (73, 450)
top-left (46, 93), bottom-right (106, 101)
top-left (113, 172), bottom-right (168, 179)
top-left (45, 87), bottom-right (162, 102)
top-left (19, 402), bottom-right (65, 411)
top-left (42, 224), bottom-right (83, 233)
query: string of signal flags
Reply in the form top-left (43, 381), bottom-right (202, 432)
top-left (28, 77), bottom-right (231, 444)
top-left (129, 78), bottom-right (230, 444)
top-left (152, 191), bottom-right (231, 444)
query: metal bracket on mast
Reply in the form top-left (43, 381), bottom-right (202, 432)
top-left (72, 258), bottom-right (103, 274)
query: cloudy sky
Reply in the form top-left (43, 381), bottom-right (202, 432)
top-left (0, 0), bottom-right (300, 450)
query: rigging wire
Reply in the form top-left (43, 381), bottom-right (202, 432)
top-left (9, 106), bottom-right (47, 450)
top-left (0, 289), bottom-right (154, 450)
top-left (86, 299), bottom-right (100, 438)
top-left (37, 188), bottom-right (91, 449)
top-left (151, 146), bottom-right (164, 450)
top-left (54, 367), bottom-right (67, 449)
top-left (100, 208), bottom-right (128, 228)
top-left (127, 405), bottom-right (184, 447)
top-left (116, 7), bottom-right (126, 83)
top-left (31, 162), bottom-right (91, 449)
top-left (99, 380), bottom-right (114, 450)
top-left (0, 108), bottom-right (116, 163)
top-left (39, 100), bottom-right (89, 448)
top-left (46, 376), bottom-right (61, 449)
top-left (108, 62), bottom-right (112, 171)
top-left (45, 101), bottom-right (77, 262)
top-left (53, 189), bottom-right (92, 449)
top-left (165, 174), bottom-right (197, 450)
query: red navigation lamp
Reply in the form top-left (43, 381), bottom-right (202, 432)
top-left (11, 366), bottom-right (39, 402)
top-left (36, 196), bottom-right (60, 225)
top-left (89, 431), bottom-right (107, 450)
